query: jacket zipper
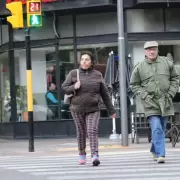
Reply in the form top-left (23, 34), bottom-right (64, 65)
top-left (85, 70), bottom-right (88, 111)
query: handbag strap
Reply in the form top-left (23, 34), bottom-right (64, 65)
top-left (76, 69), bottom-right (80, 81)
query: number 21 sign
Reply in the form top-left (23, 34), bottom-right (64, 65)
top-left (28, 1), bottom-right (41, 13)
top-left (27, 0), bottom-right (41, 14)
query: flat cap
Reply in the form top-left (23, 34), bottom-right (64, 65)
top-left (144, 41), bottom-right (158, 49)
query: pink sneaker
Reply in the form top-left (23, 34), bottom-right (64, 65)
top-left (78, 155), bottom-right (86, 165)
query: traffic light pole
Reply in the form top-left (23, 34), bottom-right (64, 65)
top-left (55, 39), bottom-right (61, 118)
top-left (25, 28), bottom-right (34, 152)
top-left (117, 0), bottom-right (128, 146)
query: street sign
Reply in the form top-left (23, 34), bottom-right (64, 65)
top-left (27, 0), bottom-right (42, 27)
top-left (28, 1), bottom-right (41, 13)
top-left (29, 14), bottom-right (42, 26)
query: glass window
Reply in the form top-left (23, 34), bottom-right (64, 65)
top-left (46, 46), bottom-right (75, 120)
top-left (76, 13), bottom-right (117, 36)
top-left (12, 43), bottom-right (119, 122)
top-left (165, 9), bottom-right (180, 32)
top-left (0, 23), bottom-right (2, 45)
top-left (2, 25), bottom-right (9, 44)
top-left (14, 44), bottom-right (76, 122)
top-left (129, 40), bottom-right (180, 66)
top-left (77, 43), bottom-right (118, 77)
top-left (0, 52), bottom-right (10, 122)
top-left (95, 46), bottom-right (118, 77)
top-left (126, 9), bottom-right (164, 33)
top-left (15, 46), bottom-right (54, 122)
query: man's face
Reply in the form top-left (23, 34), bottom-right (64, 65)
top-left (145, 47), bottom-right (158, 61)
top-left (50, 83), bottom-right (56, 90)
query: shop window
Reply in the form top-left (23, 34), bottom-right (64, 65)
top-left (76, 13), bottom-right (117, 37)
top-left (14, 48), bottom-right (50, 122)
top-left (165, 9), bottom-right (180, 32)
top-left (0, 23), bottom-right (2, 45)
top-left (1, 25), bottom-right (9, 44)
top-left (45, 44), bottom-right (118, 119)
top-left (46, 48), bottom-right (75, 120)
top-left (95, 46), bottom-right (118, 77)
top-left (126, 9), bottom-right (164, 33)
top-left (0, 52), bottom-right (10, 122)
top-left (12, 43), bottom-right (119, 122)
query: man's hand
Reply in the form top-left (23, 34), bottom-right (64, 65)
top-left (141, 91), bottom-right (148, 100)
top-left (112, 113), bottom-right (116, 119)
top-left (74, 81), bottom-right (81, 90)
top-left (166, 93), bottom-right (173, 99)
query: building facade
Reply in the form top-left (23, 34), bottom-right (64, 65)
top-left (0, 0), bottom-right (180, 138)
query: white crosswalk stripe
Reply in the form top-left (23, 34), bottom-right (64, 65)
top-left (0, 150), bottom-right (179, 180)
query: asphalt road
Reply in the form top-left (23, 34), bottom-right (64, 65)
top-left (0, 149), bottom-right (180, 180)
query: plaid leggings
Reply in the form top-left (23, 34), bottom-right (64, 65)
top-left (71, 111), bottom-right (100, 156)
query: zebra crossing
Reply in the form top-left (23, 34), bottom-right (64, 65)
top-left (0, 150), bottom-right (180, 180)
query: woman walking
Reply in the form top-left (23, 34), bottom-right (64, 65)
top-left (61, 51), bottom-right (116, 166)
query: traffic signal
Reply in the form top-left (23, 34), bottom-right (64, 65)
top-left (6, 2), bottom-right (24, 29)
top-left (27, 0), bottom-right (42, 27)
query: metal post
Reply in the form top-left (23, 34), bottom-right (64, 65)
top-left (117, 0), bottom-right (128, 146)
top-left (25, 28), bottom-right (34, 152)
top-left (130, 98), bottom-right (135, 140)
top-left (55, 39), bottom-right (61, 119)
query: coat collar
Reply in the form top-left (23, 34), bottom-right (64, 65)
top-left (145, 55), bottom-right (161, 64)
top-left (78, 66), bottom-right (93, 73)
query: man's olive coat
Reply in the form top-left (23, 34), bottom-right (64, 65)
top-left (130, 56), bottom-right (179, 117)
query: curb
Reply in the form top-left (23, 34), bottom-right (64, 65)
top-left (56, 144), bottom-right (129, 151)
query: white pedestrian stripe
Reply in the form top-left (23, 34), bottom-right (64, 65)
top-left (0, 150), bottom-right (179, 180)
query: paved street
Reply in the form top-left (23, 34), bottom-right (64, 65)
top-left (0, 137), bottom-right (178, 155)
top-left (0, 149), bottom-right (180, 180)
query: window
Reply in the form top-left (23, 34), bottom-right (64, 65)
top-left (12, 43), bottom-right (119, 122)
top-left (126, 9), bottom-right (164, 33)
top-left (0, 52), bottom-right (10, 122)
top-left (165, 9), bottom-right (180, 32)
top-left (46, 46), bottom-right (74, 120)
top-left (15, 46), bottom-right (54, 122)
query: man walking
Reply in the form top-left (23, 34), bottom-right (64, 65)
top-left (130, 41), bottom-right (179, 163)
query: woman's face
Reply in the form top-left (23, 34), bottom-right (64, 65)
top-left (80, 54), bottom-right (92, 69)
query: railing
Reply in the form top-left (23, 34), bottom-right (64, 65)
top-left (131, 111), bottom-right (180, 147)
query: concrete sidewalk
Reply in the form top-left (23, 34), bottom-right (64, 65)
top-left (0, 137), bottom-right (179, 156)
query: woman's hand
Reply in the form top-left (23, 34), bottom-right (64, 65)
top-left (74, 81), bottom-right (81, 90)
top-left (112, 113), bottom-right (116, 119)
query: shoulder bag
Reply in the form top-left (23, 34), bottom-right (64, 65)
top-left (64, 69), bottom-right (79, 104)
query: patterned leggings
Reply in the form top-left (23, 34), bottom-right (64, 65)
top-left (71, 111), bottom-right (100, 156)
